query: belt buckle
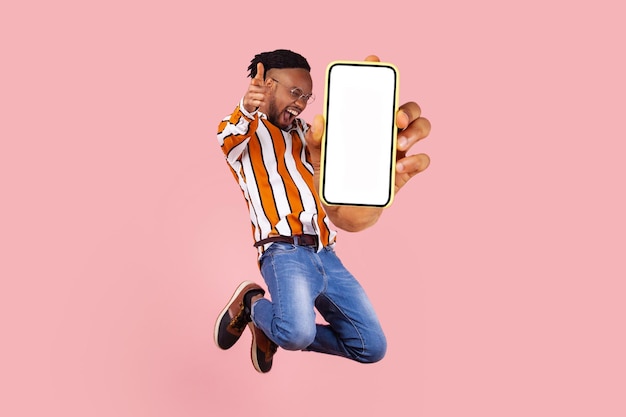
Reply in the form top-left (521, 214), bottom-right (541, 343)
top-left (293, 235), bottom-right (312, 246)
top-left (292, 234), bottom-right (317, 247)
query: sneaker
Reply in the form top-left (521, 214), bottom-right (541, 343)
top-left (214, 281), bottom-right (264, 350)
top-left (249, 321), bottom-right (278, 373)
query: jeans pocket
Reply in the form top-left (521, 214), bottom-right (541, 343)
top-left (259, 242), bottom-right (297, 266)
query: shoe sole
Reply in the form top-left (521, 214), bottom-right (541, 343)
top-left (213, 280), bottom-right (256, 349)
top-left (250, 333), bottom-right (264, 373)
top-left (249, 323), bottom-right (276, 373)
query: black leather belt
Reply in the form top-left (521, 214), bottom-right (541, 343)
top-left (254, 234), bottom-right (318, 248)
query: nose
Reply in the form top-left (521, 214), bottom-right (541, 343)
top-left (294, 96), bottom-right (307, 107)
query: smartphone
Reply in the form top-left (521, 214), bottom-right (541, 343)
top-left (320, 61), bottom-right (399, 207)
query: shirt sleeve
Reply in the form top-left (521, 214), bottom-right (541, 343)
top-left (217, 98), bottom-right (259, 165)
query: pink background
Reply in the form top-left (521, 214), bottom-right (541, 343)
top-left (2, 1), bottom-right (625, 416)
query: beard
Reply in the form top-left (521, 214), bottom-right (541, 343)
top-left (267, 98), bottom-right (298, 130)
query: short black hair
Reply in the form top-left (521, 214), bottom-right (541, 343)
top-left (247, 49), bottom-right (311, 79)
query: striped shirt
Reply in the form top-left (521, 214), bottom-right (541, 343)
top-left (217, 99), bottom-right (337, 256)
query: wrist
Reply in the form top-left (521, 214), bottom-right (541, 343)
top-left (240, 97), bottom-right (257, 117)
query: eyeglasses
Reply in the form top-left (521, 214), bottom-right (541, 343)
top-left (271, 78), bottom-right (315, 104)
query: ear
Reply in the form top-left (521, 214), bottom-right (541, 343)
top-left (263, 70), bottom-right (273, 86)
top-left (264, 76), bottom-right (277, 94)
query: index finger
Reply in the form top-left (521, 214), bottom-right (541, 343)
top-left (396, 102), bottom-right (422, 130)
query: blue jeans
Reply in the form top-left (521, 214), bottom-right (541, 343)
top-left (251, 242), bottom-right (387, 363)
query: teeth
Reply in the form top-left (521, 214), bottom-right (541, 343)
top-left (287, 108), bottom-right (299, 116)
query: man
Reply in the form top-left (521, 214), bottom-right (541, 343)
top-left (215, 49), bottom-right (431, 373)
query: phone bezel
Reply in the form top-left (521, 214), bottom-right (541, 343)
top-left (320, 60), bottom-right (399, 208)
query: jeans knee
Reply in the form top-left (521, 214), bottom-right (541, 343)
top-left (274, 324), bottom-right (316, 351)
top-left (353, 334), bottom-right (387, 364)
top-left (362, 343), bottom-right (387, 363)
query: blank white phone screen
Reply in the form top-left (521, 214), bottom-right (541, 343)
top-left (322, 63), bottom-right (397, 206)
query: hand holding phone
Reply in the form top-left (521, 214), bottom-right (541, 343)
top-left (320, 61), bottom-right (399, 207)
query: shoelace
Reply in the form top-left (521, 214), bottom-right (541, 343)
top-left (229, 302), bottom-right (250, 332)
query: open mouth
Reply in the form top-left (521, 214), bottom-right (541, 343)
top-left (286, 107), bottom-right (300, 117)
top-left (279, 107), bottom-right (301, 126)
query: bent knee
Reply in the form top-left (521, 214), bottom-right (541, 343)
top-left (274, 326), bottom-right (316, 351)
top-left (353, 335), bottom-right (387, 364)
top-left (357, 347), bottom-right (387, 364)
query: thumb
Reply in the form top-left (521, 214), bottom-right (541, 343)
top-left (364, 54), bottom-right (380, 62)
top-left (255, 62), bottom-right (265, 81)
top-left (306, 114), bottom-right (325, 148)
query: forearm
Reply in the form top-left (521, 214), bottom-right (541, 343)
top-left (217, 99), bottom-right (259, 161)
top-left (311, 162), bottom-right (383, 232)
top-left (324, 204), bottom-right (383, 232)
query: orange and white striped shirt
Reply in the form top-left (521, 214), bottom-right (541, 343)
top-left (217, 99), bottom-right (337, 256)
